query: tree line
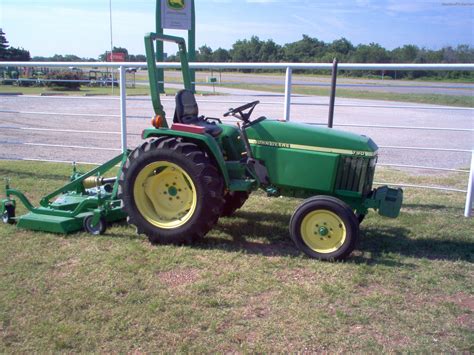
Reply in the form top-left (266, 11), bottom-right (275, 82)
top-left (1, 28), bottom-right (473, 79)
top-left (0, 29), bottom-right (30, 61)
top-left (185, 35), bottom-right (473, 79)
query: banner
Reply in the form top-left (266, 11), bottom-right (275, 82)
top-left (161, 0), bottom-right (192, 30)
top-left (107, 52), bottom-right (126, 62)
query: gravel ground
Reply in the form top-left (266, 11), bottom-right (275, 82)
top-left (0, 88), bottom-right (472, 172)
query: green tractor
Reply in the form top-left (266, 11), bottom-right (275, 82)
top-left (117, 33), bottom-right (403, 260)
top-left (1, 33), bottom-right (402, 261)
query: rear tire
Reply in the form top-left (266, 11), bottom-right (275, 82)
top-left (221, 191), bottom-right (249, 217)
top-left (289, 196), bottom-right (359, 261)
top-left (118, 138), bottom-right (224, 244)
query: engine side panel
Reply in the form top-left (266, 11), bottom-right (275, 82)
top-left (251, 144), bottom-right (339, 193)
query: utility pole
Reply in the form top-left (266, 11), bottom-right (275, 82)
top-left (109, 0), bottom-right (114, 94)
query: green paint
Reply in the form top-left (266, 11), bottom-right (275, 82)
top-left (145, 33), bottom-right (192, 127)
top-left (168, 186), bottom-right (178, 196)
top-left (319, 226), bottom-right (329, 236)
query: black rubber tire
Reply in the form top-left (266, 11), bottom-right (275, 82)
top-left (83, 215), bottom-right (107, 235)
top-left (221, 191), bottom-right (249, 217)
top-left (118, 137), bottom-right (224, 244)
top-left (357, 213), bottom-right (366, 224)
top-left (2, 203), bottom-right (15, 224)
top-left (289, 196), bottom-right (359, 261)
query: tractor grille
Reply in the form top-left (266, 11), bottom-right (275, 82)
top-left (335, 156), bottom-right (377, 196)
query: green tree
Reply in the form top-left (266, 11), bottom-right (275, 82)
top-left (330, 38), bottom-right (354, 56)
top-left (0, 28), bottom-right (9, 59)
top-left (391, 45), bottom-right (419, 63)
top-left (212, 48), bottom-right (230, 62)
top-left (282, 35), bottom-right (327, 62)
top-left (351, 43), bottom-right (389, 63)
top-left (6, 47), bottom-right (30, 61)
top-left (197, 45), bottom-right (213, 62)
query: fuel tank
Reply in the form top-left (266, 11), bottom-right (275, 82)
top-left (245, 119), bottom-right (378, 195)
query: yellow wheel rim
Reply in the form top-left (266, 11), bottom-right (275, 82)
top-left (300, 210), bottom-right (346, 253)
top-left (133, 161), bottom-right (197, 229)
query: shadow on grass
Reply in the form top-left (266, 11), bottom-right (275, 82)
top-left (402, 202), bottom-right (465, 214)
top-left (195, 210), bottom-right (300, 258)
top-left (357, 225), bottom-right (473, 263)
top-left (194, 210), bottom-right (473, 263)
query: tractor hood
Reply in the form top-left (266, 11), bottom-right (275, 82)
top-left (246, 119), bottom-right (378, 157)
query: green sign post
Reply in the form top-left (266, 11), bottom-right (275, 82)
top-left (155, 0), bottom-right (196, 93)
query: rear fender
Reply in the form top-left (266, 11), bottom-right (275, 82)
top-left (142, 128), bottom-right (230, 186)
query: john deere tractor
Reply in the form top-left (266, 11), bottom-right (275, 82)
top-left (116, 33), bottom-right (403, 260)
top-left (0, 33), bottom-right (402, 260)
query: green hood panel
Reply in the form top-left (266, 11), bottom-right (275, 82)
top-left (246, 120), bottom-right (378, 156)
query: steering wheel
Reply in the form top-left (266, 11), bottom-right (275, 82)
top-left (223, 100), bottom-right (261, 125)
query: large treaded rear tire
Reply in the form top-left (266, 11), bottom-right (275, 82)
top-left (118, 137), bottom-right (224, 244)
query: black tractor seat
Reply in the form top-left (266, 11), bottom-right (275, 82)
top-left (173, 89), bottom-right (223, 137)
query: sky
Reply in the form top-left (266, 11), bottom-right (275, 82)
top-left (1, 0), bottom-right (473, 58)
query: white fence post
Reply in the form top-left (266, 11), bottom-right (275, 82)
top-left (119, 66), bottom-right (127, 153)
top-left (464, 150), bottom-right (474, 217)
top-left (283, 67), bottom-right (292, 121)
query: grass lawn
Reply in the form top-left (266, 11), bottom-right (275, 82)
top-left (0, 84), bottom-right (216, 97)
top-left (215, 83), bottom-right (474, 108)
top-left (0, 84), bottom-right (162, 97)
top-left (0, 160), bottom-right (472, 352)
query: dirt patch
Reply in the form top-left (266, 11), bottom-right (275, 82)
top-left (356, 283), bottom-right (396, 297)
top-left (241, 290), bottom-right (274, 320)
top-left (157, 268), bottom-right (200, 288)
top-left (239, 240), bottom-right (297, 257)
top-left (446, 292), bottom-right (474, 311)
top-left (276, 268), bottom-right (319, 283)
top-left (51, 257), bottom-right (80, 278)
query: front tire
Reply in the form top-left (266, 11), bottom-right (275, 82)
top-left (289, 196), bottom-right (359, 261)
top-left (118, 138), bottom-right (224, 244)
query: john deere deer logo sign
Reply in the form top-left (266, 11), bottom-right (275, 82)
top-left (161, 0), bottom-right (191, 30)
top-left (167, 0), bottom-right (185, 10)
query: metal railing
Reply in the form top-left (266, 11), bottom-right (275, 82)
top-left (1, 61), bottom-right (473, 216)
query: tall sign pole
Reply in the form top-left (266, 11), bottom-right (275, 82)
top-left (156, 0), bottom-right (196, 93)
top-left (188, 0), bottom-right (196, 93)
top-left (155, 1), bottom-right (165, 93)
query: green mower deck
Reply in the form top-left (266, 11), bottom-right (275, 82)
top-left (1, 152), bottom-right (129, 235)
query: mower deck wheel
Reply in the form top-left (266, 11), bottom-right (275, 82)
top-left (2, 203), bottom-right (15, 224)
top-left (83, 215), bottom-right (107, 235)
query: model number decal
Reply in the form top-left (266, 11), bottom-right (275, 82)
top-left (248, 139), bottom-right (377, 157)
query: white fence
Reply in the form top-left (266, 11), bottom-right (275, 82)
top-left (1, 61), bottom-right (473, 216)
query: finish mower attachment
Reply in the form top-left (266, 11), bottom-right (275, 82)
top-left (1, 153), bottom-right (129, 235)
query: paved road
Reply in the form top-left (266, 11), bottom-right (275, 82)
top-left (163, 71), bottom-right (474, 97)
top-left (0, 88), bottom-right (472, 173)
